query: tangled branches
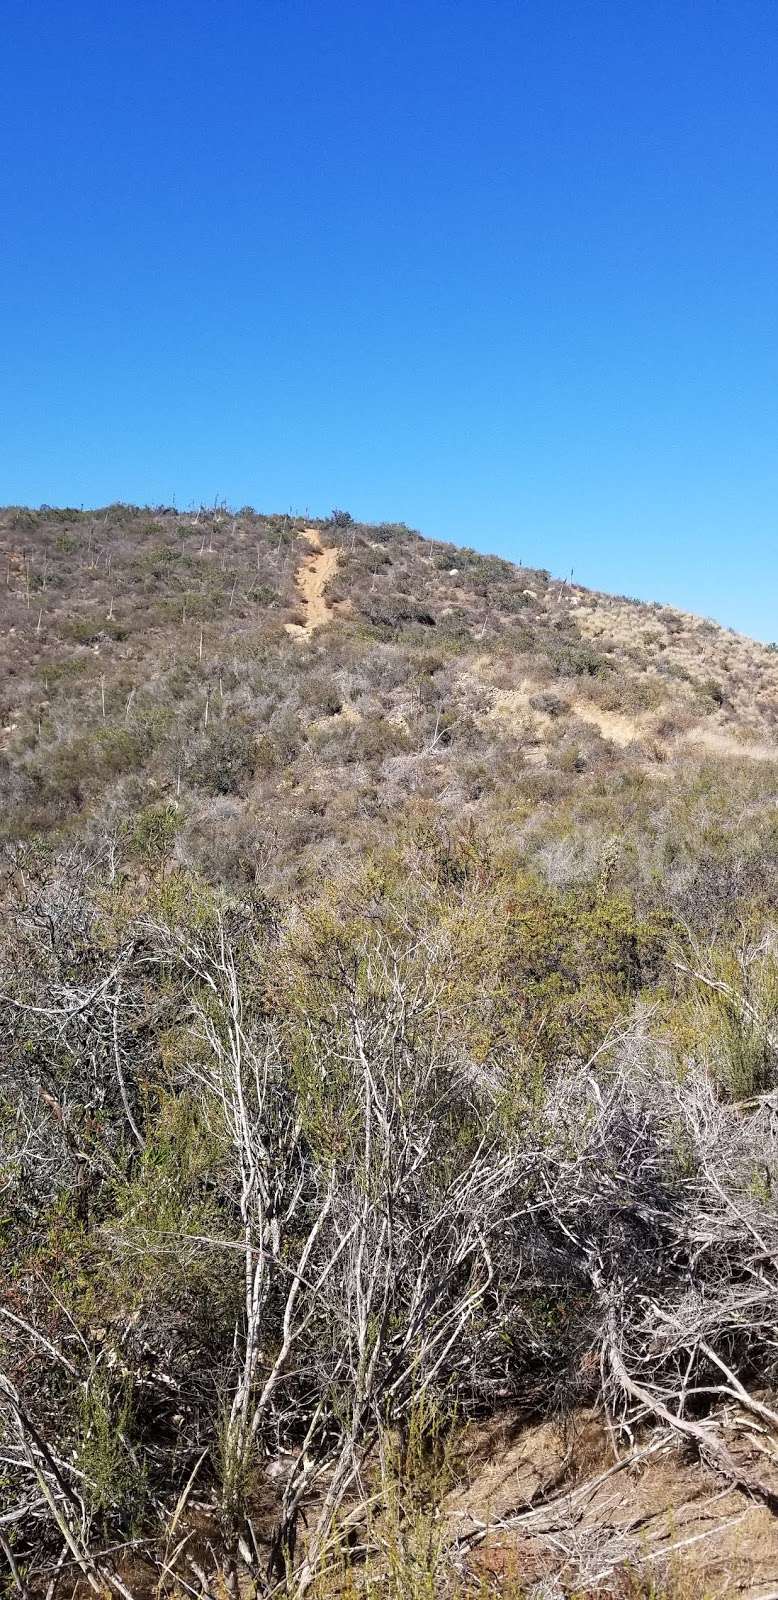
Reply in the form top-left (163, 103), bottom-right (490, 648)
top-left (2, 857), bottom-right (778, 1595)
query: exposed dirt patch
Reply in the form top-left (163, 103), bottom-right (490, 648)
top-left (284, 527), bottom-right (339, 639)
top-left (481, 669), bottom-right (777, 766)
top-left (678, 725), bottom-right (778, 763)
top-left (570, 699), bottom-right (646, 748)
top-left (448, 1409), bottom-right (778, 1597)
top-left (484, 679), bottom-right (646, 755)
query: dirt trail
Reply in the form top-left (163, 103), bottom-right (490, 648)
top-left (284, 528), bottom-right (339, 639)
top-left (680, 725), bottom-right (778, 763)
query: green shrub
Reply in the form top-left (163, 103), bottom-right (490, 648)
top-left (77, 1370), bottom-right (147, 1524)
top-left (126, 800), bottom-right (181, 863)
top-left (188, 719), bottom-right (258, 794)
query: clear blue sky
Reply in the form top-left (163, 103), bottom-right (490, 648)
top-left (3, 0), bottom-right (778, 639)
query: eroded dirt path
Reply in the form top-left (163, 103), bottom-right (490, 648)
top-left (284, 528), bottom-right (338, 639)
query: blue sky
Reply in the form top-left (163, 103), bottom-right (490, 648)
top-left (2, 0), bottom-right (778, 639)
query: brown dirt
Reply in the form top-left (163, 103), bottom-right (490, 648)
top-left (483, 678), bottom-right (647, 756)
top-left (569, 700), bottom-right (646, 747)
top-left (95, 1410), bottom-right (778, 1598)
top-left (678, 725), bottom-right (778, 763)
top-left (447, 1409), bottom-right (778, 1597)
top-left (284, 527), bottom-right (339, 639)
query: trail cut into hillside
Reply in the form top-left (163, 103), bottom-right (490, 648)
top-left (284, 526), bottom-right (338, 638)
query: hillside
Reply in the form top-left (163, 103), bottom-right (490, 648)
top-left (1, 503), bottom-right (776, 901)
top-left (2, 504), bottom-right (778, 1600)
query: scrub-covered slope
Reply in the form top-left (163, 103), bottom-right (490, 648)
top-left (2, 503), bottom-right (778, 1600)
top-left (1, 502), bottom-right (776, 900)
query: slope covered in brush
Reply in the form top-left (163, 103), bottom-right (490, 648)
top-left (2, 504), bottom-right (778, 1599)
top-left (1, 502), bottom-right (776, 906)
